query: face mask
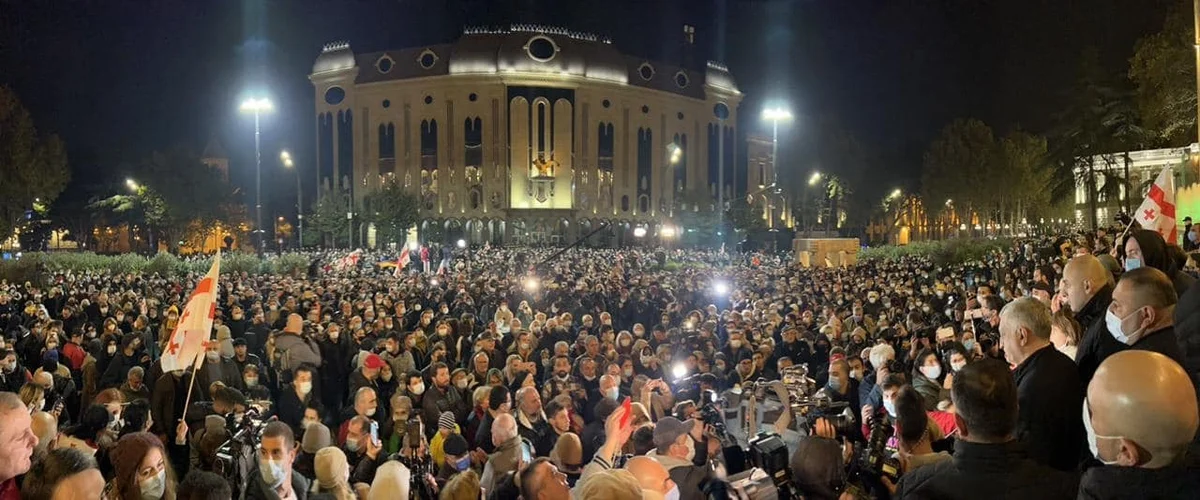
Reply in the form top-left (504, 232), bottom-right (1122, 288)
top-left (1190, 232), bottom-right (1199, 243)
top-left (107, 345), bottom-right (117, 355)
top-left (455, 379), bottom-right (468, 390)
top-left (1083, 399), bottom-right (1121, 465)
top-left (951, 361), bottom-right (966, 372)
top-left (883, 398), bottom-right (897, 417)
top-left (454, 455), bottom-right (471, 472)
top-left (623, 368), bottom-right (633, 378)
top-left (684, 436), bottom-right (696, 462)
top-left (140, 469), bottom-right (166, 500)
top-left (297, 381), bottom-right (313, 396)
top-left (920, 365), bottom-right (942, 380)
top-left (411, 384), bottom-right (425, 395)
top-left (665, 485), bottom-right (681, 500)
top-left (963, 340), bottom-right (975, 351)
top-left (302, 419), bottom-right (318, 430)
top-left (606, 387), bottom-right (619, 400)
top-left (1105, 308), bottom-right (1136, 345)
top-left (730, 340), bottom-right (742, 349)
top-left (849, 369), bottom-right (862, 380)
top-left (206, 351), bottom-right (219, 363)
top-left (346, 438), bottom-right (361, 452)
top-left (828, 377), bottom-right (843, 391)
top-left (244, 377), bottom-right (258, 387)
top-left (1124, 257), bottom-right (1142, 272)
top-left (109, 417), bottom-right (123, 431)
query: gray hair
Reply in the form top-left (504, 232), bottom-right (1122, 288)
top-left (127, 366), bottom-right (145, 380)
top-left (1000, 297), bottom-right (1052, 341)
top-left (0, 392), bottom-right (24, 413)
top-left (868, 344), bottom-right (896, 371)
top-left (492, 413), bottom-right (518, 441)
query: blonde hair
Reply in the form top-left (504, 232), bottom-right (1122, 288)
top-left (439, 469), bottom-right (481, 500)
top-left (18, 383), bottom-right (44, 409)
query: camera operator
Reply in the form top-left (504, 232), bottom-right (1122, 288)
top-left (826, 357), bottom-right (865, 442)
top-left (895, 359), bottom-right (1077, 499)
top-left (878, 386), bottom-right (952, 495)
top-left (647, 416), bottom-right (714, 499)
top-left (789, 419), bottom-right (853, 500)
top-left (245, 421), bottom-right (309, 500)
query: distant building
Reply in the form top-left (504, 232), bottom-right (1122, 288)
top-left (745, 134), bottom-right (793, 230)
top-left (310, 24), bottom-right (743, 246)
top-left (1074, 144), bottom-right (1199, 226)
top-left (201, 137), bottom-right (229, 182)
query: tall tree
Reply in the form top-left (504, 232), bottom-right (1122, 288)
top-left (921, 118), bottom-right (996, 228)
top-left (362, 178), bottom-right (421, 248)
top-left (1130, 2), bottom-right (1194, 146)
top-left (995, 130), bottom-right (1056, 230)
top-left (305, 189), bottom-right (350, 248)
top-left (0, 86), bottom-right (70, 243)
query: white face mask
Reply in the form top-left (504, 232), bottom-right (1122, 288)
top-left (140, 469), bottom-right (166, 500)
top-left (920, 365), bottom-right (942, 380)
top-left (883, 398), bottom-right (897, 417)
top-left (259, 458), bottom-right (287, 488)
top-left (411, 383), bottom-right (425, 395)
top-left (1082, 399), bottom-right (1121, 465)
top-left (455, 379), bottom-right (468, 390)
top-left (1104, 308), bottom-right (1138, 345)
top-left (297, 381), bottom-right (313, 396)
top-left (665, 485), bottom-right (680, 500)
top-left (951, 361), bottom-right (966, 372)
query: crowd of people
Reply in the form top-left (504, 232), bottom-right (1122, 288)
top-left (0, 227), bottom-right (1199, 500)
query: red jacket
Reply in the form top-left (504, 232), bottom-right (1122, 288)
top-left (62, 342), bottom-right (86, 370)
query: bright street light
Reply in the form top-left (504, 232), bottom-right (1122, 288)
top-left (280, 150), bottom-right (301, 248)
top-left (889, 188), bottom-right (902, 200)
top-left (524, 276), bottom-right (540, 292)
top-left (661, 226), bottom-right (677, 238)
top-left (808, 172), bottom-right (822, 186)
top-left (456, 239), bottom-right (466, 249)
top-left (761, 107), bottom-right (794, 122)
top-left (280, 150), bottom-right (293, 167)
top-left (125, 178), bottom-right (139, 191)
top-left (633, 226), bottom-right (647, 238)
top-left (240, 97), bottom-right (274, 254)
top-left (713, 280), bottom-right (730, 296)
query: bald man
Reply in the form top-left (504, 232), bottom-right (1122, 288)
top-left (30, 411), bottom-right (57, 456)
top-left (999, 298), bottom-right (1084, 472)
top-left (481, 413), bottom-right (521, 492)
top-left (1061, 255), bottom-right (1114, 329)
top-left (625, 456), bottom-right (677, 500)
top-left (1079, 267), bottom-right (1184, 386)
top-left (1081, 350), bottom-right (1199, 498)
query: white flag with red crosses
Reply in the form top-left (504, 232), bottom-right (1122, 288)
top-left (160, 251), bottom-right (221, 373)
top-left (1134, 166), bottom-right (1178, 244)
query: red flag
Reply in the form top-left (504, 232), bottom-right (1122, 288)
top-left (394, 248), bottom-right (411, 278)
top-left (1134, 166), bottom-right (1178, 243)
top-left (161, 252), bottom-right (221, 372)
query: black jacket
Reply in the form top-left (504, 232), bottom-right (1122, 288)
top-left (1013, 345), bottom-right (1085, 472)
top-left (1080, 323), bottom-right (1185, 388)
top-left (244, 467), bottom-right (310, 500)
top-left (1173, 280), bottom-right (1200, 402)
top-left (1074, 285), bottom-right (1113, 344)
top-left (895, 440), bottom-right (1078, 500)
top-left (1077, 461), bottom-right (1200, 500)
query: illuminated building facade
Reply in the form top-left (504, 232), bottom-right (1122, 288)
top-left (310, 25), bottom-right (742, 246)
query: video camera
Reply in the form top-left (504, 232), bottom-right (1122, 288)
top-left (213, 407), bottom-right (268, 499)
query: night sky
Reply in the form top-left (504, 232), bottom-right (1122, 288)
top-left (0, 0), bottom-right (1172, 217)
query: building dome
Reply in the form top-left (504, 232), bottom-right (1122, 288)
top-left (313, 41), bottom-right (356, 74)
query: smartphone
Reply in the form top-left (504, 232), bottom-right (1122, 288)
top-left (369, 421), bottom-right (380, 445)
top-left (619, 397), bottom-right (632, 429)
top-left (520, 438), bottom-right (533, 464)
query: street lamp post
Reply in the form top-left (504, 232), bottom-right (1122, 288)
top-left (665, 143), bottom-right (681, 217)
top-left (281, 151), bottom-right (302, 249)
top-left (240, 97), bottom-right (273, 254)
top-left (761, 107), bottom-right (793, 188)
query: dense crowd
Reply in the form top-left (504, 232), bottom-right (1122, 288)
top-left (1, 227), bottom-right (1200, 500)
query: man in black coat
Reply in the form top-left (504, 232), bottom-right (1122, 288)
top-left (1081, 267), bottom-right (1186, 388)
top-left (1064, 255), bottom-right (1116, 383)
top-left (1078, 350), bottom-right (1200, 499)
top-left (1000, 297), bottom-right (1084, 472)
top-left (896, 359), bottom-right (1077, 500)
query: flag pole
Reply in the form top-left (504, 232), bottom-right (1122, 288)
top-left (179, 356), bottom-right (202, 425)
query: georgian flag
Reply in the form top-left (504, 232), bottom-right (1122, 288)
top-left (1134, 166), bottom-right (1178, 244)
top-left (160, 252), bottom-right (221, 372)
top-left (394, 248), bottom-right (411, 278)
top-left (333, 249), bottom-right (362, 272)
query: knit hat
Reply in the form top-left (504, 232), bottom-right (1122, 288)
top-left (442, 433), bottom-right (468, 457)
top-left (110, 432), bottom-right (164, 487)
top-left (549, 432), bottom-right (583, 473)
top-left (314, 446), bottom-right (350, 489)
top-left (303, 423), bottom-right (332, 454)
top-left (438, 411), bottom-right (455, 430)
top-left (488, 385), bottom-right (509, 411)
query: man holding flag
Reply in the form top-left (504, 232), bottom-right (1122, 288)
top-left (1134, 166), bottom-right (1179, 245)
top-left (150, 252), bottom-right (220, 438)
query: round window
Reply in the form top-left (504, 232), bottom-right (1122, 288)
top-left (424, 95), bottom-right (433, 105)
top-left (469, 93), bottom-right (478, 102)
top-left (677, 112), bottom-right (684, 120)
top-left (527, 36), bottom-right (557, 62)
top-left (418, 50), bottom-right (438, 70)
top-left (674, 71), bottom-right (689, 88)
top-left (377, 57), bottom-right (393, 73)
top-left (324, 87), bottom-right (345, 105)
top-left (602, 99), bottom-right (611, 108)
top-left (713, 102), bottom-right (730, 120)
top-left (638, 63), bottom-right (654, 81)
top-left (382, 99), bottom-right (391, 108)
top-left (641, 105), bottom-right (650, 114)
